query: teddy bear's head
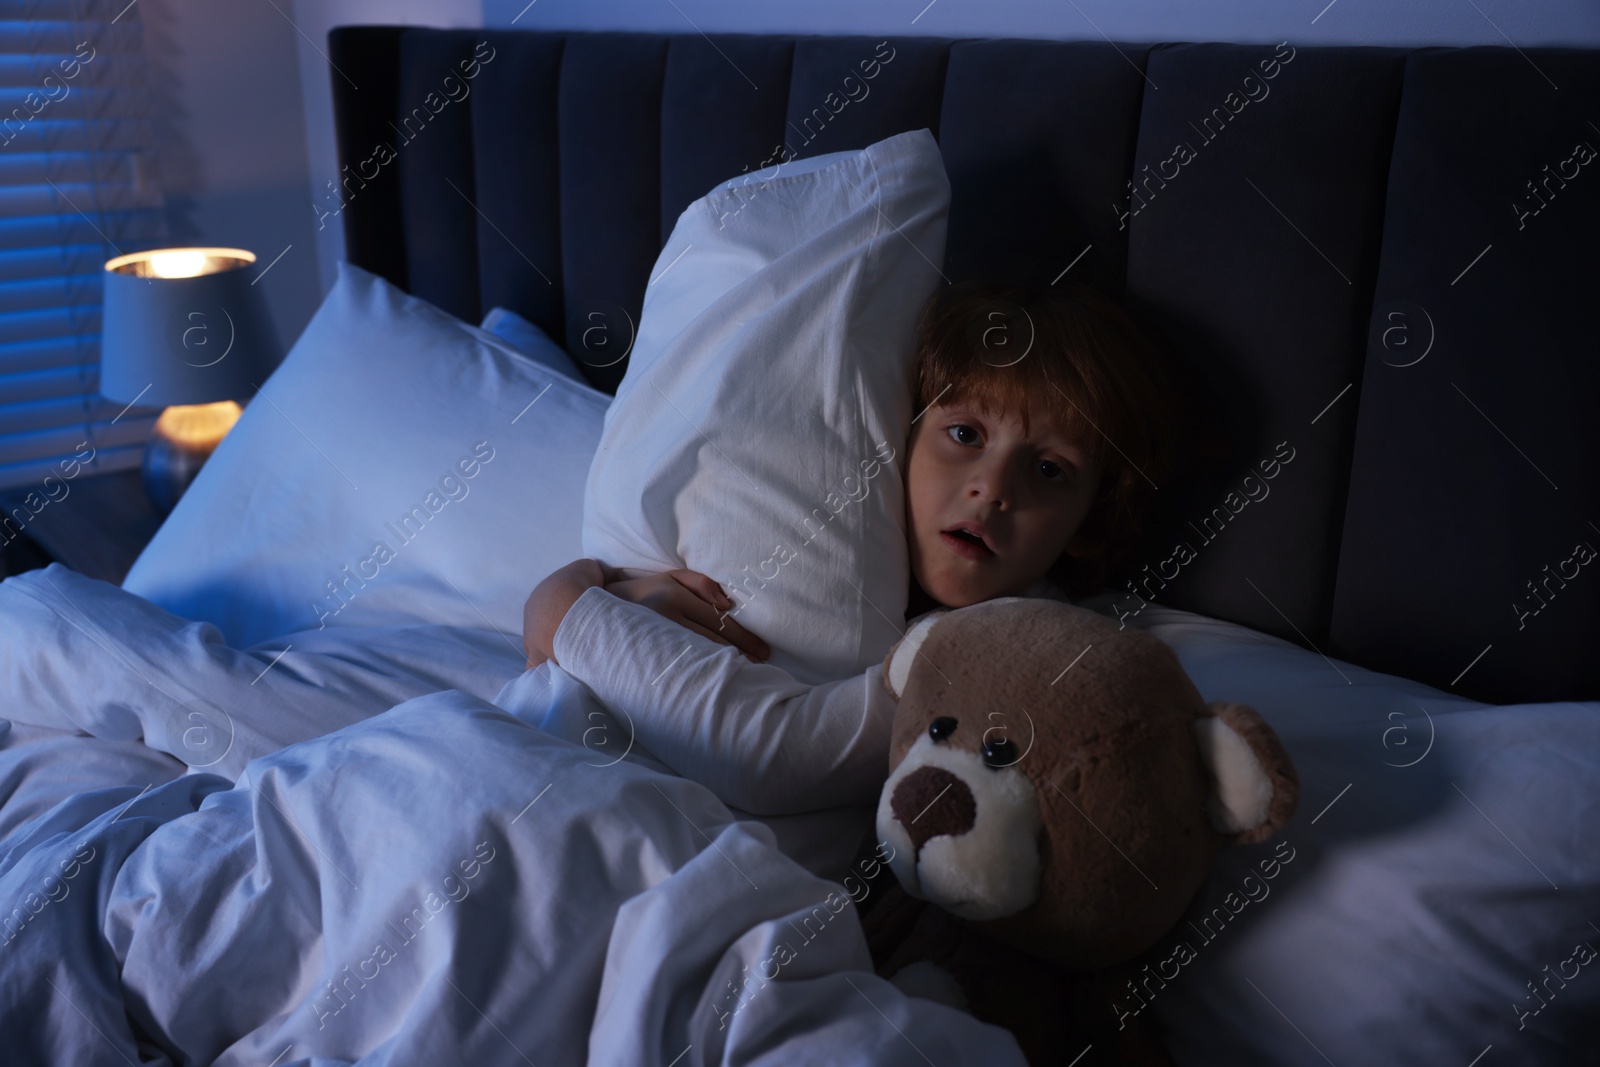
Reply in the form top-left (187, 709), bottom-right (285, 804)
top-left (875, 597), bottom-right (1298, 971)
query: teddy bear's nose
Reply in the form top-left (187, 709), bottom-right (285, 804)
top-left (890, 765), bottom-right (977, 851)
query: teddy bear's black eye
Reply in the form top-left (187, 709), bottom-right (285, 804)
top-left (982, 737), bottom-right (1019, 769)
top-left (928, 717), bottom-right (958, 742)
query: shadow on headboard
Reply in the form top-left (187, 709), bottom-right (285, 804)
top-left (327, 27), bottom-right (1598, 705)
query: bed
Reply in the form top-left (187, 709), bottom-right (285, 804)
top-left (0, 25), bottom-right (1594, 1067)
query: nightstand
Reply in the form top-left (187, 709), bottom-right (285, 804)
top-left (0, 468), bottom-right (164, 585)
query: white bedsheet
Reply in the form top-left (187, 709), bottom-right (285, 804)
top-left (0, 564), bottom-right (1028, 1065)
top-left (1105, 602), bottom-right (1600, 1064)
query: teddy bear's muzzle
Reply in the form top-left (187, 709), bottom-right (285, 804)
top-left (889, 765), bottom-right (977, 850)
top-left (875, 733), bottom-right (1044, 922)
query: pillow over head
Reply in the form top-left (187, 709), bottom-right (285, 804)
top-left (583, 129), bottom-right (950, 685)
top-left (124, 263), bottom-right (609, 647)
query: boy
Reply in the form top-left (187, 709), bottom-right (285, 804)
top-left (521, 280), bottom-right (1181, 818)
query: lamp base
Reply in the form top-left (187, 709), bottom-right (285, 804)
top-left (140, 401), bottom-right (242, 516)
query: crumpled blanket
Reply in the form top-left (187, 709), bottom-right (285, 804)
top-left (0, 565), bottom-right (1027, 1065)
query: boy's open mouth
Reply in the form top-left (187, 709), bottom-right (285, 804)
top-left (940, 527), bottom-right (995, 560)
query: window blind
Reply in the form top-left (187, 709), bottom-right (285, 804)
top-left (0, 0), bottom-right (166, 491)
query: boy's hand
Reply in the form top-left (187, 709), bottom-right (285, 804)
top-left (523, 558), bottom-right (609, 669)
top-left (605, 570), bottom-right (771, 663)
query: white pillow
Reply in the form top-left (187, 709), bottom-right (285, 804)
top-left (1093, 600), bottom-right (1600, 1063)
top-left (480, 306), bottom-right (586, 383)
top-left (583, 129), bottom-right (950, 685)
top-left (123, 263), bottom-right (610, 648)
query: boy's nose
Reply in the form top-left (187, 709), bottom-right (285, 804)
top-left (967, 461), bottom-right (1014, 509)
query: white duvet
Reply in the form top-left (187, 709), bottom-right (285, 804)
top-left (0, 564), bottom-right (1028, 1066)
top-left (6, 563), bottom-right (1593, 1065)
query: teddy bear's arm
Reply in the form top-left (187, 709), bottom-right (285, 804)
top-left (888, 960), bottom-right (970, 1012)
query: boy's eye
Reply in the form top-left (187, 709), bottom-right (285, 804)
top-left (947, 424), bottom-right (980, 446)
top-left (1038, 460), bottom-right (1068, 482)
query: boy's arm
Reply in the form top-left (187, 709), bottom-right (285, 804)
top-left (523, 559), bottom-right (768, 668)
top-left (551, 584), bottom-right (895, 817)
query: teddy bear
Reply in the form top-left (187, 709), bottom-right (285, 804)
top-left (856, 596), bottom-right (1299, 1065)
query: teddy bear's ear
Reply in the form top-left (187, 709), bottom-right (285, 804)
top-left (882, 611), bottom-right (948, 701)
top-left (1192, 701), bottom-right (1299, 845)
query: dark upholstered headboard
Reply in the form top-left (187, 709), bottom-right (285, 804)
top-left (327, 28), bottom-right (1598, 705)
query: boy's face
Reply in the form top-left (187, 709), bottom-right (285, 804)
top-left (905, 400), bottom-right (1103, 608)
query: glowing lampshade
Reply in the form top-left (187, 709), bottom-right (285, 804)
top-left (101, 247), bottom-right (279, 406)
top-left (100, 247), bottom-right (281, 513)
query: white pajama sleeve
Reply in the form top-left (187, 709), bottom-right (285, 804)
top-left (551, 585), bottom-right (896, 817)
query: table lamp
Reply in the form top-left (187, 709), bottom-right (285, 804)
top-left (100, 248), bottom-right (279, 515)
